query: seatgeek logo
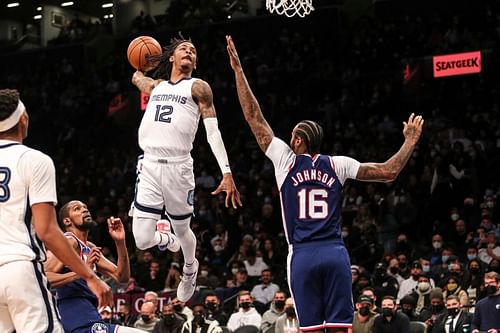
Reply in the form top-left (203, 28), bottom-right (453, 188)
top-left (433, 51), bottom-right (481, 78)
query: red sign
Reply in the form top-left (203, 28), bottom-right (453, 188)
top-left (141, 92), bottom-right (150, 111)
top-left (433, 51), bottom-right (481, 78)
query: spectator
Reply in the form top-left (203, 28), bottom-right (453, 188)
top-left (118, 303), bottom-right (138, 327)
top-left (361, 287), bottom-right (381, 313)
top-left (172, 297), bottom-right (193, 322)
top-left (371, 262), bottom-right (399, 303)
top-left (99, 306), bottom-right (120, 324)
top-left (442, 276), bottom-right (469, 307)
top-left (430, 295), bottom-right (472, 333)
top-left (409, 273), bottom-right (433, 315)
top-left (471, 272), bottom-right (500, 333)
top-left (274, 298), bottom-right (299, 333)
top-left (153, 304), bottom-right (185, 333)
top-left (243, 247), bottom-right (269, 283)
top-left (204, 291), bottom-right (229, 326)
top-left (181, 303), bottom-right (223, 333)
top-left (420, 288), bottom-right (446, 331)
top-left (261, 291), bottom-right (287, 333)
top-left (135, 301), bottom-right (161, 332)
top-left (351, 295), bottom-right (378, 333)
top-left (251, 269), bottom-right (280, 314)
top-left (227, 291), bottom-right (262, 331)
top-left (397, 261), bottom-right (425, 301)
top-left (142, 260), bottom-right (166, 292)
top-left (372, 296), bottom-right (410, 333)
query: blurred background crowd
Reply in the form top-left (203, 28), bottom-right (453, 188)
top-left (1, 0), bottom-right (500, 332)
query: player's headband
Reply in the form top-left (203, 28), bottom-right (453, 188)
top-left (0, 99), bottom-right (25, 132)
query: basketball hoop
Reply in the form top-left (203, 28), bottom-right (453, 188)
top-left (266, 0), bottom-right (314, 17)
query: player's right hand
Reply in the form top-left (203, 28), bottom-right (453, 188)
top-left (131, 70), bottom-right (144, 86)
top-left (86, 247), bottom-right (102, 268)
top-left (226, 35), bottom-right (242, 72)
top-left (403, 113), bottom-right (424, 145)
top-left (86, 275), bottom-right (113, 308)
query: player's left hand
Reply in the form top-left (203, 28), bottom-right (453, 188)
top-left (107, 216), bottom-right (126, 242)
top-left (226, 35), bottom-right (242, 72)
top-left (212, 173), bottom-right (243, 209)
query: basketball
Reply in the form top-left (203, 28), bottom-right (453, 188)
top-left (127, 36), bottom-right (162, 72)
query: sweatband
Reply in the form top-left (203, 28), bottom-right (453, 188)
top-left (204, 117), bottom-right (231, 174)
top-left (0, 100), bottom-right (25, 132)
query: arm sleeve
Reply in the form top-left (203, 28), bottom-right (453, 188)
top-left (204, 117), bottom-right (231, 174)
top-left (18, 150), bottom-right (57, 206)
top-left (331, 156), bottom-right (361, 185)
top-left (265, 137), bottom-right (295, 188)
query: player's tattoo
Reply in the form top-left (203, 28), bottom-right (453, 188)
top-left (233, 70), bottom-right (274, 152)
top-left (192, 80), bottom-right (217, 118)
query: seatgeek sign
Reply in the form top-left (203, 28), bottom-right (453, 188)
top-left (433, 51), bottom-right (481, 78)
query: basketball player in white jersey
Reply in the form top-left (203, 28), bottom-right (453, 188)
top-left (130, 35), bottom-right (242, 302)
top-left (0, 89), bottom-right (112, 333)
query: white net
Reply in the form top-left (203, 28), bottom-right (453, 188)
top-left (266, 0), bottom-right (314, 17)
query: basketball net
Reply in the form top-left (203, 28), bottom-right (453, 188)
top-left (266, 0), bottom-right (314, 17)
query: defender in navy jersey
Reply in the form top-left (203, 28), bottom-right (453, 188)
top-left (0, 90), bottom-right (111, 333)
top-left (226, 36), bottom-right (424, 333)
top-left (131, 34), bottom-right (242, 303)
top-left (44, 200), bottom-right (146, 333)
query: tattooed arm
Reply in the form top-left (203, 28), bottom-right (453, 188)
top-left (131, 70), bottom-right (162, 94)
top-left (226, 35), bottom-right (274, 153)
top-left (356, 113), bottom-right (424, 182)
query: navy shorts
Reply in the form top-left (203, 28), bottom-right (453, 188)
top-left (288, 239), bottom-right (353, 330)
top-left (73, 322), bottom-right (117, 333)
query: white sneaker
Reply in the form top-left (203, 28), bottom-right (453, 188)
top-left (156, 220), bottom-right (180, 252)
top-left (177, 259), bottom-right (199, 302)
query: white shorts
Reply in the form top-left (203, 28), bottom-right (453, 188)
top-left (0, 260), bottom-right (64, 333)
top-left (132, 154), bottom-right (195, 220)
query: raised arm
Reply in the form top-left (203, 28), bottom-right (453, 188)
top-left (131, 70), bottom-right (162, 95)
top-left (356, 113), bottom-right (424, 182)
top-left (226, 35), bottom-right (274, 153)
top-left (192, 78), bottom-right (242, 209)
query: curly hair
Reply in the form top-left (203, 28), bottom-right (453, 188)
top-left (294, 120), bottom-right (324, 155)
top-left (148, 32), bottom-right (194, 80)
top-left (0, 89), bottom-right (20, 121)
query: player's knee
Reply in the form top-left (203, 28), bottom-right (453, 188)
top-left (132, 216), bottom-right (157, 249)
top-left (135, 236), bottom-right (152, 250)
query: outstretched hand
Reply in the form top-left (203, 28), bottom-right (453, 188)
top-left (403, 113), bottom-right (424, 144)
top-left (226, 35), bottom-right (242, 72)
top-left (107, 216), bottom-right (125, 242)
top-left (212, 173), bottom-right (243, 209)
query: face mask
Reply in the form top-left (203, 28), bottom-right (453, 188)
top-left (450, 213), bottom-right (460, 221)
top-left (469, 267), bottom-right (479, 274)
top-left (486, 201), bottom-right (495, 208)
top-left (164, 314), bottom-right (175, 325)
top-left (275, 300), bottom-right (285, 310)
top-left (486, 285), bottom-right (498, 296)
top-left (487, 243), bottom-right (496, 249)
top-left (467, 254), bottom-right (477, 261)
top-left (448, 308), bottom-right (459, 317)
top-left (341, 231), bottom-right (349, 238)
top-left (285, 307), bottom-right (296, 317)
top-left (359, 307), bottom-right (370, 316)
top-left (142, 315), bottom-right (151, 322)
top-left (200, 270), bottom-right (209, 277)
top-left (389, 267), bottom-right (399, 275)
top-left (231, 268), bottom-right (238, 275)
top-left (193, 314), bottom-right (204, 325)
top-left (402, 308), bottom-right (413, 316)
top-left (441, 255), bottom-right (449, 263)
top-left (399, 262), bottom-right (407, 269)
top-left (173, 304), bottom-right (183, 312)
top-left (422, 264), bottom-right (430, 273)
top-left (432, 305), bottom-right (443, 313)
top-left (433, 241), bottom-right (442, 250)
top-left (205, 302), bottom-right (218, 311)
top-left (418, 282), bottom-right (431, 293)
top-left (382, 308), bottom-right (393, 317)
top-left (447, 283), bottom-right (458, 292)
top-left (119, 313), bottom-right (126, 321)
top-left (240, 302), bottom-right (251, 310)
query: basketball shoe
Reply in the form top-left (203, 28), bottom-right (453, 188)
top-left (177, 258), bottom-right (199, 302)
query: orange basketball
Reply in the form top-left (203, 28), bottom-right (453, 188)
top-left (127, 36), bottom-right (162, 72)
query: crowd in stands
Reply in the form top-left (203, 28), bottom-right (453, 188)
top-left (1, 0), bottom-right (500, 332)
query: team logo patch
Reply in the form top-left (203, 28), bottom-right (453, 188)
top-left (187, 190), bottom-right (194, 206)
top-left (91, 323), bottom-right (109, 333)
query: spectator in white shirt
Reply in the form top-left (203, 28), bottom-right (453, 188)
top-left (227, 291), bottom-right (262, 332)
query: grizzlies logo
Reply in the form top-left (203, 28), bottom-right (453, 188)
top-left (187, 190), bottom-right (194, 206)
top-left (91, 323), bottom-right (109, 333)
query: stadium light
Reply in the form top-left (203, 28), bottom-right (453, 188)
top-left (37, 6), bottom-right (42, 11)
top-left (34, 15), bottom-right (42, 19)
top-left (61, 2), bottom-right (74, 7)
top-left (102, 3), bottom-right (113, 8)
top-left (7, 3), bottom-right (20, 8)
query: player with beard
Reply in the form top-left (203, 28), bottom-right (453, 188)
top-left (44, 200), bottom-right (147, 333)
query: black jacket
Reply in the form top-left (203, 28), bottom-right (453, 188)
top-left (430, 310), bottom-right (473, 333)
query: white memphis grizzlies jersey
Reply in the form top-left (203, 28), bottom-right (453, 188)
top-left (139, 77), bottom-right (201, 157)
top-left (0, 140), bottom-right (57, 265)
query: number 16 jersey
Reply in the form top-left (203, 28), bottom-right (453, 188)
top-left (139, 77), bottom-right (201, 157)
top-left (265, 137), bottom-right (360, 245)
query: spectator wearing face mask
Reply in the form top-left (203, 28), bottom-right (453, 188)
top-left (399, 295), bottom-right (419, 321)
top-left (261, 291), bottom-right (287, 333)
top-left (372, 296), bottom-right (410, 333)
top-left (371, 262), bottom-right (399, 302)
top-left (430, 295), bottom-right (472, 333)
top-left (429, 234), bottom-right (444, 267)
top-left (227, 291), bottom-right (262, 332)
top-left (463, 259), bottom-right (484, 306)
top-left (351, 295), bottom-right (378, 333)
top-left (387, 258), bottom-right (405, 286)
top-left (478, 231), bottom-right (500, 266)
top-left (204, 291), bottom-right (229, 326)
top-left (419, 288), bottom-right (446, 330)
top-left (135, 301), bottom-right (161, 332)
top-left (471, 271), bottom-right (500, 333)
top-left (153, 304), bottom-right (185, 333)
top-left (443, 276), bottom-right (469, 307)
top-left (409, 273), bottom-right (433, 315)
top-left (181, 303), bottom-right (223, 333)
top-left (99, 306), bottom-right (120, 324)
top-left (274, 298), bottom-right (299, 333)
top-left (118, 303), bottom-right (138, 327)
top-left (398, 261), bottom-right (435, 302)
top-left (172, 297), bottom-right (193, 322)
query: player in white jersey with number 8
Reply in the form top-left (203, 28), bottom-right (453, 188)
top-left (131, 34), bottom-right (242, 302)
top-left (0, 89), bottom-right (112, 333)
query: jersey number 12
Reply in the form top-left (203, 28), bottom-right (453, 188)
top-left (154, 105), bottom-right (173, 123)
top-left (297, 188), bottom-right (328, 219)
